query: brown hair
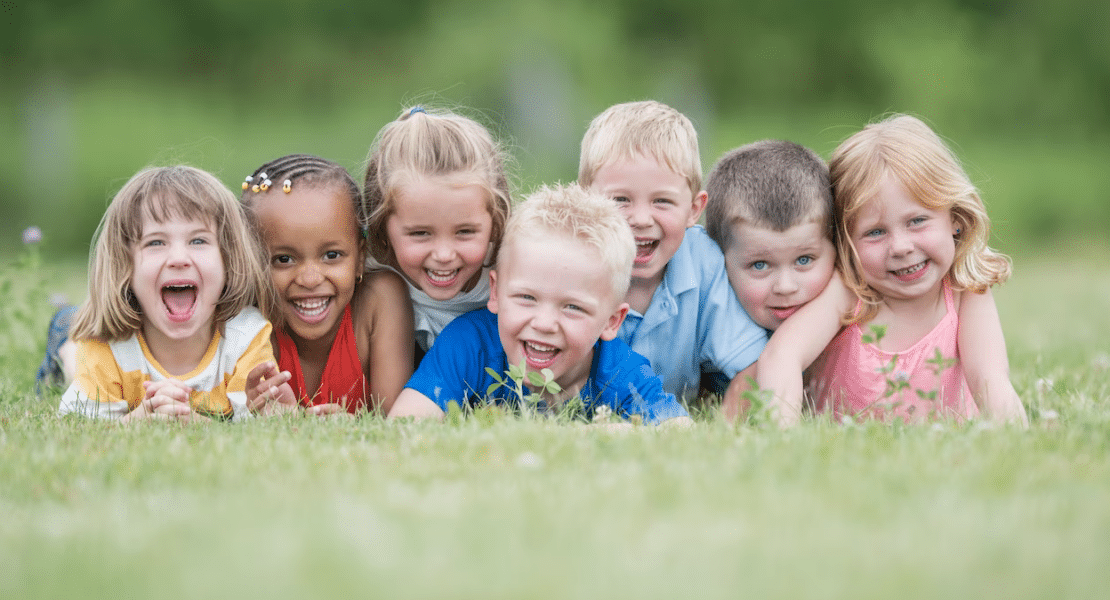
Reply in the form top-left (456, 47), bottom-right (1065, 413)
top-left (71, 165), bottom-right (274, 342)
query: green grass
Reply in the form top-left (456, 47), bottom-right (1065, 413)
top-left (1, 252), bottom-right (1108, 599)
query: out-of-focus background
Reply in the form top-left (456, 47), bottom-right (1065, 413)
top-left (3, 0), bottom-right (1107, 261)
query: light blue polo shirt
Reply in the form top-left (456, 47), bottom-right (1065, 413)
top-left (617, 226), bottom-right (768, 398)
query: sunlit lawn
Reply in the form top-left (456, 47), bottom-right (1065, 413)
top-left (0, 250), bottom-right (1107, 599)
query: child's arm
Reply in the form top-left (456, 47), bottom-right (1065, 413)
top-left (388, 388), bottom-right (446, 419)
top-left (361, 270), bottom-right (415, 416)
top-left (755, 272), bottom-right (853, 426)
top-left (957, 288), bottom-right (1028, 426)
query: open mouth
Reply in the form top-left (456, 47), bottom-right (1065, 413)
top-left (522, 341), bottom-right (559, 369)
top-left (425, 268), bottom-right (460, 288)
top-left (891, 261), bottom-right (928, 280)
top-left (161, 282), bottom-right (197, 322)
top-left (290, 297), bottom-right (331, 325)
top-left (634, 239), bottom-right (658, 264)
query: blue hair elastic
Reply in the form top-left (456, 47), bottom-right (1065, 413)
top-left (408, 106), bottom-right (426, 117)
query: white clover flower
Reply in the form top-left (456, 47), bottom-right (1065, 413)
top-left (22, 226), bottom-right (42, 245)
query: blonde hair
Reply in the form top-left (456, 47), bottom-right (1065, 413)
top-left (578, 100), bottom-right (703, 194)
top-left (71, 166), bottom-right (275, 342)
top-left (362, 106), bottom-right (512, 269)
top-left (500, 184), bottom-right (635, 302)
top-left (830, 114), bottom-right (1011, 324)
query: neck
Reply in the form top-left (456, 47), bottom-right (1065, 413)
top-left (625, 273), bottom-right (663, 314)
top-left (142, 323), bottom-right (214, 377)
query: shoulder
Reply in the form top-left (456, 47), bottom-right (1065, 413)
top-left (438, 308), bottom-right (498, 344)
top-left (221, 307), bottom-right (272, 356)
top-left (673, 226), bottom-right (726, 276)
top-left (352, 269), bottom-right (411, 320)
top-left (224, 306), bottom-right (269, 337)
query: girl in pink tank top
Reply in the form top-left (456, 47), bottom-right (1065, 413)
top-left (756, 115), bottom-right (1027, 426)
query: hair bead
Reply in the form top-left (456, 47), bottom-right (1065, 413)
top-left (282, 179), bottom-right (291, 193)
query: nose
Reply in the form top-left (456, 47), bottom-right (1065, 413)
top-left (530, 304), bottom-right (558, 333)
top-left (295, 263), bottom-right (324, 289)
top-left (772, 271), bottom-right (799, 296)
top-left (889, 229), bottom-right (913, 256)
top-left (430, 239), bottom-right (456, 264)
top-left (166, 240), bottom-right (192, 267)
top-left (625, 202), bottom-right (652, 228)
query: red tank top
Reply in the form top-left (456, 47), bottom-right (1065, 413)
top-left (276, 305), bottom-right (368, 413)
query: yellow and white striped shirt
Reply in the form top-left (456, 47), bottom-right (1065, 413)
top-left (58, 307), bottom-right (274, 421)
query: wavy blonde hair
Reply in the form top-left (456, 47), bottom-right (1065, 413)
top-left (829, 114), bottom-right (1011, 324)
top-left (362, 106), bottom-right (512, 269)
top-left (71, 165), bottom-right (274, 342)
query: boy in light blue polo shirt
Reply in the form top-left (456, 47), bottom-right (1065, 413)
top-left (578, 100), bottom-right (768, 399)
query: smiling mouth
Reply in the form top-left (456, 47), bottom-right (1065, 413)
top-left (523, 341), bottom-right (559, 368)
top-left (891, 261), bottom-right (927, 277)
top-left (162, 284), bottom-right (197, 322)
top-left (426, 268), bottom-right (460, 287)
top-left (291, 297), bottom-right (331, 325)
top-left (634, 240), bottom-right (658, 263)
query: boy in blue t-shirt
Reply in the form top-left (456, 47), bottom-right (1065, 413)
top-left (387, 184), bottom-right (691, 426)
top-left (578, 100), bottom-right (768, 400)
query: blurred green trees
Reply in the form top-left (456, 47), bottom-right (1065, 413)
top-left (2, 0), bottom-right (1107, 256)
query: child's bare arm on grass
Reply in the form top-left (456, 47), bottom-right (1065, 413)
top-left (957, 288), bottom-right (1028, 426)
top-left (362, 270), bottom-right (415, 416)
top-left (756, 272), bottom-right (852, 426)
top-left (387, 388), bottom-right (446, 420)
top-left (722, 363), bottom-right (757, 422)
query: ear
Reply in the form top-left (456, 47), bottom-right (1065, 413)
top-left (486, 269), bottom-right (500, 314)
top-left (598, 302), bottom-right (630, 341)
top-left (687, 190), bottom-right (708, 227)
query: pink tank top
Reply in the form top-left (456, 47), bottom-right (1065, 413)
top-left (808, 279), bottom-right (976, 422)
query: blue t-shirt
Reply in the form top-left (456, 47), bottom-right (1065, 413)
top-left (618, 226), bottom-right (768, 398)
top-left (406, 309), bottom-right (688, 425)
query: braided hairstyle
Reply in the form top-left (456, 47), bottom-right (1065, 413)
top-left (240, 154), bottom-right (364, 229)
top-left (239, 154), bottom-right (365, 327)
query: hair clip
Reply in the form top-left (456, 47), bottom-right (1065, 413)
top-left (260, 179), bottom-right (272, 192)
top-left (242, 175), bottom-right (253, 191)
top-left (283, 179), bottom-right (292, 193)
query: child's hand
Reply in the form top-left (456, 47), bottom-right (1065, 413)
top-left (124, 379), bottom-right (194, 422)
top-left (305, 402), bottom-right (354, 418)
top-left (246, 362), bottom-right (296, 416)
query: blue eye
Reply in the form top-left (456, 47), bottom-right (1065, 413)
top-left (796, 255), bottom-right (813, 266)
top-left (750, 261), bottom-right (768, 271)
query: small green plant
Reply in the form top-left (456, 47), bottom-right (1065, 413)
top-left (739, 377), bottom-right (776, 427)
top-left (861, 324), bottom-right (959, 420)
top-left (485, 360), bottom-right (563, 418)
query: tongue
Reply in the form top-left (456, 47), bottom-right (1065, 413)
top-left (163, 288), bottom-right (196, 316)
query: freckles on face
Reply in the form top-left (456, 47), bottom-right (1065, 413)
top-left (385, 177), bottom-right (494, 301)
